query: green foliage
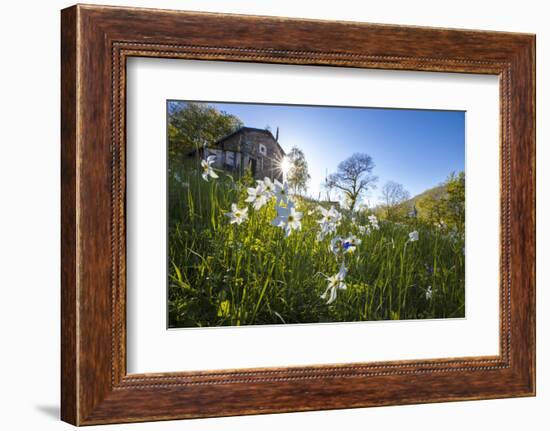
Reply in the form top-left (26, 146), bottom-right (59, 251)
top-left (167, 160), bottom-right (465, 328)
top-left (415, 171), bottom-right (465, 235)
top-left (167, 101), bottom-right (243, 159)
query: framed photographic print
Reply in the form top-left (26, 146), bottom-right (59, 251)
top-left (61, 4), bottom-right (536, 425)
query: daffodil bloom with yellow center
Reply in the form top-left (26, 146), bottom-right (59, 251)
top-left (245, 184), bottom-right (268, 210)
top-left (271, 201), bottom-right (302, 237)
top-left (225, 203), bottom-right (248, 225)
top-left (318, 205), bottom-right (342, 225)
top-left (274, 179), bottom-right (290, 205)
top-left (201, 155), bottom-right (219, 181)
top-left (316, 205), bottom-right (342, 241)
top-left (261, 177), bottom-right (275, 196)
top-left (321, 262), bottom-right (347, 305)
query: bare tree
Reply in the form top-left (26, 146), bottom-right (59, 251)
top-left (380, 181), bottom-right (410, 220)
top-left (327, 153), bottom-right (378, 212)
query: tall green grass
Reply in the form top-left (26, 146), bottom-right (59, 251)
top-left (168, 159), bottom-right (465, 328)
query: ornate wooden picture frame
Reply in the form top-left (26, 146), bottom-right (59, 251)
top-left (61, 4), bottom-right (535, 425)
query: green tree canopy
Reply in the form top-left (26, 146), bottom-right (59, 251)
top-left (168, 102), bottom-right (243, 159)
top-left (416, 171), bottom-right (465, 234)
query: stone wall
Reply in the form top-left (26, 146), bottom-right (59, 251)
top-left (216, 129), bottom-right (286, 181)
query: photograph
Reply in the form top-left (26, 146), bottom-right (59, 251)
top-left (167, 101), bottom-right (466, 328)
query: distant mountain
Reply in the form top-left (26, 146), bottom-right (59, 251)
top-left (371, 182), bottom-right (447, 219)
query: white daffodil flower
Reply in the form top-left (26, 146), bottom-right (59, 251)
top-left (274, 179), bottom-right (290, 205)
top-left (368, 214), bottom-right (379, 230)
top-left (262, 177), bottom-right (275, 197)
top-left (201, 155), bottom-right (219, 181)
top-left (343, 234), bottom-right (361, 253)
top-left (425, 286), bottom-right (433, 300)
top-left (225, 203), bottom-right (248, 225)
top-left (358, 225), bottom-right (371, 235)
top-left (317, 206), bottom-right (332, 224)
top-left (329, 236), bottom-right (344, 255)
top-left (245, 185), bottom-right (268, 210)
top-left (321, 262), bottom-right (347, 305)
top-left (316, 205), bottom-right (342, 241)
top-left (317, 221), bottom-right (338, 241)
top-left (271, 201), bottom-right (303, 237)
top-left (408, 230), bottom-right (419, 242)
top-left (318, 205), bottom-right (342, 225)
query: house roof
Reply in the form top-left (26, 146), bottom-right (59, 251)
top-left (214, 127), bottom-right (286, 156)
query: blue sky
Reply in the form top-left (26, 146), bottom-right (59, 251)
top-left (181, 101), bottom-right (464, 206)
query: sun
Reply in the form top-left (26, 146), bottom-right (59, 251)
top-left (279, 156), bottom-right (292, 179)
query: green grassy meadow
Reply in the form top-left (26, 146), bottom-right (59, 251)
top-left (168, 159), bottom-right (465, 328)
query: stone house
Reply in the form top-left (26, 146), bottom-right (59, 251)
top-left (189, 127), bottom-right (286, 182)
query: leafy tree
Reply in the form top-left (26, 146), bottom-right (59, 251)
top-left (416, 171), bottom-right (465, 234)
top-left (168, 102), bottom-right (243, 159)
top-left (327, 153), bottom-right (378, 212)
top-left (444, 171), bottom-right (465, 234)
top-left (380, 181), bottom-right (410, 220)
top-left (286, 146), bottom-right (310, 194)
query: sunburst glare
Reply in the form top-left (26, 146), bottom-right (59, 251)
top-left (279, 156), bottom-right (292, 180)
